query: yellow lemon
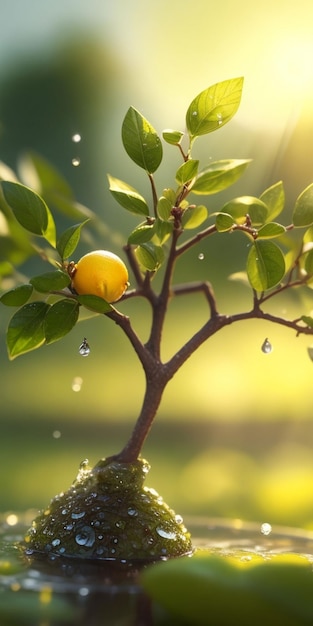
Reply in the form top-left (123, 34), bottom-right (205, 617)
top-left (71, 250), bottom-right (129, 303)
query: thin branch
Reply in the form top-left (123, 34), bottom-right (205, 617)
top-left (172, 280), bottom-right (218, 318)
top-left (106, 308), bottom-right (155, 373)
top-left (148, 173), bottom-right (158, 217)
top-left (258, 277), bottom-right (309, 304)
top-left (165, 305), bottom-right (313, 382)
top-left (124, 243), bottom-right (145, 288)
top-left (176, 223), bottom-right (217, 256)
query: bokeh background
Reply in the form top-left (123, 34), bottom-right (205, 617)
top-left (1, 0), bottom-right (313, 529)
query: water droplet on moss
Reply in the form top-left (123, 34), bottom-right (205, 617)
top-left (156, 527), bottom-right (177, 540)
top-left (71, 511), bottom-right (86, 520)
top-left (51, 538), bottom-right (61, 547)
top-left (75, 526), bottom-right (95, 547)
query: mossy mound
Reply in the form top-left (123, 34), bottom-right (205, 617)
top-left (24, 457), bottom-right (192, 561)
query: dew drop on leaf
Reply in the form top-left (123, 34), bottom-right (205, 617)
top-left (198, 253), bottom-right (205, 260)
top-left (72, 157), bottom-right (81, 167)
top-left (52, 430), bottom-right (61, 439)
top-left (261, 338), bottom-right (273, 354)
top-left (79, 337), bottom-right (90, 357)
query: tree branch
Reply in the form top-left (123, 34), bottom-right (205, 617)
top-left (172, 280), bottom-right (218, 317)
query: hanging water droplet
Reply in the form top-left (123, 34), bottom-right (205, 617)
top-left (72, 157), bottom-right (81, 167)
top-left (261, 338), bottom-right (273, 354)
top-left (261, 522), bottom-right (272, 536)
top-left (198, 253), bottom-right (205, 260)
top-left (72, 376), bottom-right (83, 392)
top-left (79, 338), bottom-right (90, 357)
top-left (72, 133), bottom-right (81, 143)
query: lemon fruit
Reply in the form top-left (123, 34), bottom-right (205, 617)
top-left (71, 250), bottom-right (129, 303)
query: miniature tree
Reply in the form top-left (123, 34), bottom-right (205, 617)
top-left (2, 77), bottom-right (313, 562)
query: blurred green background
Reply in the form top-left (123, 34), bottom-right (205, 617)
top-left (2, 0), bottom-right (313, 530)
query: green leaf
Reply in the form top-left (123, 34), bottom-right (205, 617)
top-left (76, 294), bottom-right (113, 313)
top-left (7, 301), bottom-right (50, 359)
top-left (186, 77), bottom-right (244, 138)
top-left (142, 551), bottom-right (313, 626)
top-left (56, 220), bottom-right (90, 260)
top-left (121, 107), bottom-right (163, 173)
top-left (30, 270), bottom-right (70, 293)
top-left (302, 315), bottom-right (313, 329)
top-left (0, 284), bottom-right (33, 306)
top-left (162, 129), bottom-right (184, 145)
top-left (1, 181), bottom-right (56, 246)
top-left (175, 160), bottom-right (199, 185)
top-left (157, 196), bottom-right (173, 221)
top-left (182, 205), bottom-right (208, 229)
top-left (260, 181), bottom-right (285, 222)
top-left (108, 175), bottom-right (149, 216)
top-left (215, 212), bottom-right (234, 232)
top-left (19, 152), bottom-right (96, 221)
top-left (304, 249), bottom-right (313, 275)
top-left (154, 219), bottom-right (173, 244)
top-left (222, 196), bottom-right (268, 225)
top-left (292, 183), bottom-right (313, 227)
top-left (19, 152), bottom-right (73, 200)
top-left (247, 240), bottom-right (285, 291)
top-left (257, 222), bottom-right (286, 239)
top-left (191, 160), bottom-right (251, 195)
top-left (307, 346), bottom-right (313, 361)
top-left (44, 299), bottom-right (79, 344)
top-left (135, 242), bottom-right (164, 271)
top-left (127, 222), bottom-right (155, 244)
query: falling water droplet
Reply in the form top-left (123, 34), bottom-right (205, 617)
top-left (198, 253), bottom-right (205, 260)
top-left (72, 376), bottom-right (83, 392)
top-left (261, 338), bottom-right (273, 354)
top-left (72, 133), bottom-right (81, 143)
top-left (79, 338), bottom-right (90, 357)
top-left (6, 514), bottom-right (19, 526)
top-left (261, 522), bottom-right (272, 536)
top-left (72, 157), bottom-right (81, 167)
